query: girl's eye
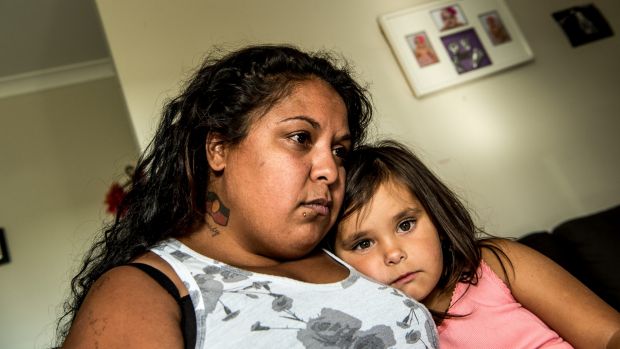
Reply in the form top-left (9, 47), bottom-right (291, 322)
top-left (397, 219), bottom-right (416, 233)
top-left (332, 146), bottom-right (349, 160)
top-left (353, 239), bottom-right (373, 250)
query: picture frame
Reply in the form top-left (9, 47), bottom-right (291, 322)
top-left (378, 0), bottom-right (533, 97)
top-left (552, 4), bottom-right (614, 47)
top-left (0, 228), bottom-right (9, 265)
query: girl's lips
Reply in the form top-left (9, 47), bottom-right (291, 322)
top-left (391, 272), bottom-right (418, 286)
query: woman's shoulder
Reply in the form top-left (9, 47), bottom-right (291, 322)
top-left (62, 260), bottom-right (184, 348)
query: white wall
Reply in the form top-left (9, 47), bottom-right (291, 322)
top-left (0, 77), bottom-right (139, 348)
top-left (95, 0), bottom-right (620, 237)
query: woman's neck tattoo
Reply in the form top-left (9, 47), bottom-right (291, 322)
top-left (206, 221), bottom-right (221, 237)
top-left (206, 191), bottom-right (230, 226)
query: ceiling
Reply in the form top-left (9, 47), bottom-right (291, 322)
top-left (0, 0), bottom-right (109, 79)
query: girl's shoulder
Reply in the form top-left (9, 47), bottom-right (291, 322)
top-left (479, 238), bottom-right (518, 286)
top-left (478, 238), bottom-right (620, 349)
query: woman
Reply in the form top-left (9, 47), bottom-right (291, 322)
top-left (58, 45), bottom-right (438, 348)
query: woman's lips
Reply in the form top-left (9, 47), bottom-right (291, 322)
top-left (391, 272), bottom-right (418, 286)
top-left (302, 203), bottom-right (330, 216)
top-left (302, 199), bottom-right (331, 217)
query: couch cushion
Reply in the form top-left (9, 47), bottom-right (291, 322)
top-left (517, 231), bottom-right (572, 271)
top-left (552, 205), bottom-right (620, 310)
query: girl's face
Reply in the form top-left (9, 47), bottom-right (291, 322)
top-left (214, 78), bottom-right (351, 261)
top-left (335, 179), bottom-right (443, 301)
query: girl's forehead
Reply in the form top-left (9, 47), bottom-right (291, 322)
top-left (379, 176), bottom-right (419, 201)
top-left (352, 179), bottom-right (418, 219)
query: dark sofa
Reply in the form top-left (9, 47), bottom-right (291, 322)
top-left (517, 205), bottom-right (620, 311)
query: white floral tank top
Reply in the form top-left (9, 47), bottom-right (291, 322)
top-left (151, 238), bottom-right (438, 348)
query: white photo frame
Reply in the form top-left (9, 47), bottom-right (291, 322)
top-left (378, 0), bottom-right (533, 97)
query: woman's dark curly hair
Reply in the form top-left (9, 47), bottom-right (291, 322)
top-left (56, 44), bottom-right (372, 342)
top-left (324, 140), bottom-right (507, 324)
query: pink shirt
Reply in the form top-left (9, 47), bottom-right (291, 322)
top-left (438, 260), bottom-right (573, 348)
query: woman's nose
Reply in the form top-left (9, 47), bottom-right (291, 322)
top-left (311, 148), bottom-right (338, 184)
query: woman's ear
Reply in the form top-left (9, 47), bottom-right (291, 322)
top-left (206, 133), bottom-right (227, 172)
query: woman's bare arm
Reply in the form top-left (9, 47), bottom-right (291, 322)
top-left (62, 265), bottom-right (184, 348)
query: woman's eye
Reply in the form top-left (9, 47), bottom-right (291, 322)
top-left (290, 132), bottom-right (311, 145)
top-left (397, 219), bottom-right (416, 233)
top-left (332, 146), bottom-right (349, 160)
top-left (353, 239), bottom-right (373, 250)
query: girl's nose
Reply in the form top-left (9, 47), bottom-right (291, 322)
top-left (384, 245), bottom-right (407, 265)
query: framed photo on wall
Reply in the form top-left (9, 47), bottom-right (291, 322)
top-left (378, 0), bottom-right (533, 97)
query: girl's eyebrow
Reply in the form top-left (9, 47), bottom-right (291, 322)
top-left (340, 230), bottom-right (368, 246)
top-left (392, 207), bottom-right (423, 223)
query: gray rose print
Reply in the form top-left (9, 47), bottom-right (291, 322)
top-left (297, 308), bottom-right (360, 347)
top-left (165, 246), bottom-right (424, 348)
top-left (397, 298), bottom-right (421, 329)
top-left (203, 264), bottom-right (251, 283)
top-left (351, 325), bottom-right (396, 349)
top-left (425, 319), bottom-right (439, 348)
top-left (194, 275), bottom-right (223, 314)
top-left (272, 294), bottom-right (294, 312)
top-left (403, 319), bottom-right (438, 348)
top-left (170, 249), bottom-right (191, 262)
top-left (296, 308), bottom-right (396, 349)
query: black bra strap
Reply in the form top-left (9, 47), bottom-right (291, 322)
top-left (126, 262), bottom-right (182, 300)
top-left (125, 263), bottom-right (197, 349)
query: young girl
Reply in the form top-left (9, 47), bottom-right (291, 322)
top-left (328, 140), bottom-right (620, 348)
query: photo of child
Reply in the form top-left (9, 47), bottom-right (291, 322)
top-left (432, 5), bottom-right (467, 31)
top-left (406, 32), bottom-right (439, 67)
top-left (441, 29), bottom-right (492, 74)
top-left (480, 11), bottom-right (511, 45)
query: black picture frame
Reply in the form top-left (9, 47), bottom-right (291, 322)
top-left (552, 4), bottom-right (614, 47)
top-left (0, 228), bottom-right (10, 265)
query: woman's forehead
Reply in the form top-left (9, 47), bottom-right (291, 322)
top-left (249, 79), bottom-right (348, 131)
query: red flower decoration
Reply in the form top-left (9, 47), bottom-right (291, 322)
top-left (104, 182), bottom-right (127, 215)
top-left (104, 165), bottom-right (135, 215)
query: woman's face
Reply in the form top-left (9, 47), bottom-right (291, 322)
top-left (214, 78), bottom-right (351, 261)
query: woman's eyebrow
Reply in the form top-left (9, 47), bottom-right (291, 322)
top-left (279, 115), bottom-right (320, 129)
top-left (337, 133), bottom-right (352, 145)
top-left (279, 115), bottom-right (352, 143)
